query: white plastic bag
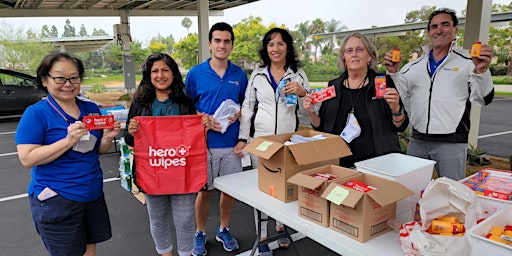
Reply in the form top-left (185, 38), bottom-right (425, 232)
top-left (212, 99), bottom-right (240, 134)
top-left (406, 177), bottom-right (485, 256)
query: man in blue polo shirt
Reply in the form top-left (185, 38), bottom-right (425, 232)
top-left (185, 22), bottom-right (248, 256)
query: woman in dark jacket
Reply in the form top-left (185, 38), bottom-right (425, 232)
top-left (304, 33), bottom-right (409, 167)
top-left (124, 52), bottom-right (197, 256)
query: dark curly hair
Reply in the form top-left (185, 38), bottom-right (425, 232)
top-left (134, 52), bottom-right (188, 104)
top-left (258, 27), bottom-right (300, 73)
top-left (427, 8), bottom-right (458, 31)
top-left (35, 51), bottom-right (85, 93)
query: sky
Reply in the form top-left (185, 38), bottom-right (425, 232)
top-left (2, 0), bottom-right (511, 45)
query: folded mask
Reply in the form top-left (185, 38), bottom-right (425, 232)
top-left (340, 113), bottom-right (361, 143)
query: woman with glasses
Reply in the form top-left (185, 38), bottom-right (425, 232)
top-left (15, 51), bottom-right (120, 256)
top-left (303, 33), bottom-right (408, 167)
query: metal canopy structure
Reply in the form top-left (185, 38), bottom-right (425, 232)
top-left (41, 36), bottom-right (115, 53)
top-left (314, 12), bottom-right (512, 43)
top-left (0, 0), bottom-right (257, 17)
top-left (0, 0), bottom-right (261, 91)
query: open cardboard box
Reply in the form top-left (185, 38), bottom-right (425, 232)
top-left (321, 173), bottom-right (414, 242)
top-left (244, 130), bottom-right (351, 202)
top-left (288, 165), bottom-right (359, 226)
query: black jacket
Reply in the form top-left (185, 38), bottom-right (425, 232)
top-left (123, 96), bottom-right (196, 147)
top-left (316, 69), bottom-right (408, 165)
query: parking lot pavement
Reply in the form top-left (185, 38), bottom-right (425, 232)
top-left (1, 147), bottom-right (338, 256)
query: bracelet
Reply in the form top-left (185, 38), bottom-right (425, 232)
top-left (237, 138), bottom-right (247, 143)
top-left (391, 106), bottom-right (404, 116)
top-left (392, 115), bottom-right (406, 123)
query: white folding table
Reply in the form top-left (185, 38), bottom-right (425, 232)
top-left (214, 169), bottom-right (404, 256)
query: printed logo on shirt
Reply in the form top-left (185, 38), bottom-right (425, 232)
top-left (443, 67), bottom-right (459, 72)
top-left (228, 80), bottom-right (240, 86)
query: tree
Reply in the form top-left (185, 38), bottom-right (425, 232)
top-left (50, 25), bottom-right (59, 38)
top-left (26, 28), bottom-right (37, 39)
top-left (181, 17), bottom-right (192, 35)
top-left (41, 25), bottom-right (50, 38)
top-left (309, 18), bottom-right (325, 62)
top-left (489, 3), bottom-right (512, 75)
top-left (104, 40), bottom-right (149, 71)
top-left (324, 19), bottom-right (347, 54)
top-left (172, 33), bottom-right (199, 69)
top-left (230, 16), bottom-right (269, 69)
top-left (0, 21), bottom-right (54, 70)
top-left (294, 21), bottom-right (311, 62)
top-left (62, 19), bottom-right (76, 37)
top-left (92, 28), bottom-right (109, 36)
top-left (150, 33), bottom-right (175, 54)
top-left (79, 24), bottom-right (88, 37)
top-left (149, 41), bottom-right (167, 54)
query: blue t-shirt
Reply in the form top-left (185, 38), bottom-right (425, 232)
top-left (185, 58), bottom-right (248, 148)
top-left (15, 95), bottom-right (104, 202)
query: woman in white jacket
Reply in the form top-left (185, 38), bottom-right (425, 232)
top-left (234, 27), bottom-right (309, 255)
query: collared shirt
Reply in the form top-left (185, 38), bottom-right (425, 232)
top-left (428, 50), bottom-right (448, 77)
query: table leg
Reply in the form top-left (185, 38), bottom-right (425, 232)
top-left (252, 209), bottom-right (300, 256)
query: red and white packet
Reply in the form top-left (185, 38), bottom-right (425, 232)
top-left (311, 86), bottom-right (336, 104)
top-left (83, 115), bottom-right (115, 130)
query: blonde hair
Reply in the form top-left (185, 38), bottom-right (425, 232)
top-left (337, 32), bottom-right (378, 73)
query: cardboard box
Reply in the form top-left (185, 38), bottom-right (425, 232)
top-left (469, 205), bottom-right (512, 256)
top-left (244, 130), bottom-right (351, 202)
top-left (288, 165), bottom-right (359, 226)
top-left (354, 153), bottom-right (435, 222)
top-left (321, 173), bottom-right (414, 242)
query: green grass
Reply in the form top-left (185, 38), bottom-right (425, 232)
top-left (492, 76), bottom-right (512, 85)
top-left (496, 91), bottom-right (512, 96)
top-left (83, 74), bottom-right (141, 85)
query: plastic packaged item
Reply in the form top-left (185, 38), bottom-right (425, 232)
top-left (374, 75), bottom-right (387, 99)
top-left (277, 78), bottom-right (297, 107)
top-left (471, 41), bottom-right (482, 57)
top-left (437, 216), bottom-right (460, 224)
top-left (391, 48), bottom-right (401, 62)
top-left (429, 220), bottom-right (465, 234)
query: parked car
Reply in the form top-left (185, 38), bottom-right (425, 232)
top-left (0, 69), bottom-right (47, 117)
top-left (0, 69), bottom-right (91, 117)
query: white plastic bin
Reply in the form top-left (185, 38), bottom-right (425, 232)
top-left (107, 109), bottom-right (129, 129)
top-left (460, 172), bottom-right (512, 215)
top-left (354, 153), bottom-right (436, 223)
top-left (469, 205), bottom-right (512, 255)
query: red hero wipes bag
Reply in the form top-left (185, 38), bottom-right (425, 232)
top-left (133, 115), bottom-right (207, 195)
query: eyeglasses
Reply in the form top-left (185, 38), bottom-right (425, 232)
top-left (344, 47), bottom-right (366, 55)
top-left (48, 75), bottom-right (82, 85)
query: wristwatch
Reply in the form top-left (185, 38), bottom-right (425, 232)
top-left (391, 106), bottom-right (404, 116)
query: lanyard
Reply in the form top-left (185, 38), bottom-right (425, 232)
top-left (345, 75), bottom-right (368, 113)
top-left (47, 97), bottom-right (73, 124)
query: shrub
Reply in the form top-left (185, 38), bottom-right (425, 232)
top-left (466, 144), bottom-right (490, 166)
top-left (492, 75), bottom-right (512, 85)
top-left (489, 65), bottom-right (508, 76)
top-left (119, 94), bottom-right (132, 101)
top-left (89, 84), bottom-right (108, 93)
